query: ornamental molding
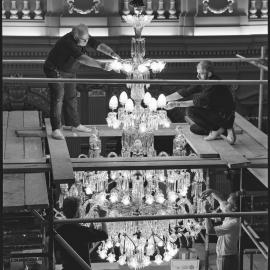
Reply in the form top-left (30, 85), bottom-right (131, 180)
top-left (65, 0), bottom-right (102, 15)
top-left (202, 0), bottom-right (234, 14)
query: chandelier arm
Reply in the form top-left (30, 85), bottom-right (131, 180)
top-left (124, 233), bottom-right (138, 251)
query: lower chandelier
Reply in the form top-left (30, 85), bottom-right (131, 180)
top-left (55, 128), bottom-right (211, 269)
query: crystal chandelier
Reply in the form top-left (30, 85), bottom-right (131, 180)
top-left (106, 4), bottom-right (170, 140)
top-left (56, 127), bottom-right (208, 269)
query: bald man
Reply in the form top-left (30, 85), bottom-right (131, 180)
top-left (165, 61), bottom-right (236, 144)
top-left (44, 24), bottom-right (120, 140)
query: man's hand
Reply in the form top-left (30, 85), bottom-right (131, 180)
top-left (164, 101), bottom-right (180, 110)
top-left (201, 189), bottom-right (213, 200)
top-left (110, 52), bottom-right (121, 61)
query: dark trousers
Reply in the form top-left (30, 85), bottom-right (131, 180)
top-left (217, 255), bottom-right (239, 270)
top-left (187, 106), bottom-right (235, 134)
top-left (44, 63), bottom-right (80, 131)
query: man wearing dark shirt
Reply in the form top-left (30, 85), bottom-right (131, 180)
top-left (44, 24), bottom-right (120, 140)
top-left (165, 61), bottom-right (236, 144)
top-left (55, 196), bottom-right (108, 270)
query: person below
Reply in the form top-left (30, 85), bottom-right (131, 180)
top-left (55, 196), bottom-right (108, 270)
top-left (201, 189), bottom-right (241, 270)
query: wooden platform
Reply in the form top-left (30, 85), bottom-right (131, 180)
top-left (11, 112), bottom-right (268, 188)
top-left (3, 111), bottom-right (49, 212)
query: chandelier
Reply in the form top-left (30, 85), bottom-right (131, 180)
top-left (106, 4), bottom-right (170, 143)
top-left (55, 126), bottom-right (210, 269)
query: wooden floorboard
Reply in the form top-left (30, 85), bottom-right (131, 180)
top-left (181, 125), bottom-right (220, 158)
top-left (235, 112), bottom-right (268, 150)
top-left (4, 111), bottom-right (25, 211)
top-left (233, 133), bottom-right (267, 159)
top-left (3, 175), bottom-right (25, 211)
top-left (24, 111), bottom-right (49, 209)
top-left (207, 139), bottom-right (250, 168)
top-left (45, 118), bottom-right (74, 184)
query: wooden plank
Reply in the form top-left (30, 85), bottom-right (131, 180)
top-left (185, 115), bottom-right (243, 134)
top-left (24, 173), bottom-right (49, 209)
top-left (207, 139), bottom-right (250, 168)
top-left (3, 111), bottom-right (9, 127)
top-left (71, 157), bottom-right (227, 170)
top-left (3, 175), bottom-right (25, 211)
top-left (45, 118), bottom-right (74, 184)
top-left (16, 129), bottom-right (46, 137)
top-left (3, 112), bottom-right (9, 157)
top-left (181, 125), bottom-right (220, 158)
top-left (3, 111), bottom-right (26, 211)
top-left (4, 158), bottom-right (46, 164)
top-left (24, 111), bottom-right (49, 209)
top-left (4, 111), bottom-right (24, 159)
top-left (235, 112), bottom-right (268, 150)
top-left (3, 163), bottom-right (50, 174)
top-left (247, 169), bottom-right (268, 188)
top-left (233, 133), bottom-right (267, 159)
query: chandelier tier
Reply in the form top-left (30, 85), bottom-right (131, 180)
top-left (107, 5), bottom-right (169, 139)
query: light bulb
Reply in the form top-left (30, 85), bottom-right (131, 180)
top-left (109, 96), bottom-right (118, 110)
top-left (118, 255), bottom-right (126, 265)
top-left (139, 123), bottom-right (147, 133)
top-left (168, 191), bottom-right (178, 203)
top-left (142, 256), bottom-right (151, 266)
top-left (98, 192), bottom-right (107, 204)
top-left (122, 62), bottom-right (133, 74)
top-left (154, 254), bottom-right (163, 265)
top-left (85, 186), bottom-right (92, 195)
top-left (145, 194), bottom-right (154, 205)
top-left (151, 61), bottom-right (165, 73)
top-left (105, 240), bottom-right (113, 249)
top-left (119, 91), bottom-right (128, 105)
top-left (112, 119), bottom-right (121, 129)
top-left (149, 98), bottom-right (157, 112)
top-left (107, 253), bottom-right (116, 263)
top-left (155, 192), bottom-right (165, 204)
top-left (157, 240), bottom-right (164, 247)
top-left (138, 64), bottom-right (148, 73)
top-left (129, 256), bottom-right (138, 268)
top-left (110, 60), bottom-right (122, 72)
top-left (121, 194), bottom-right (130, 205)
top-left (163, 120), bottom-right (171, 128)
top-left (143, 92), bottom-right (152, 106)
top-left (125, 99), bottom-right (134, 112)
top-left (110, 192), bottom-right (118, 203)
top-left (157, 94), bottom-right (166, 108)
top-left (98, 250), bottom-right (107, 259)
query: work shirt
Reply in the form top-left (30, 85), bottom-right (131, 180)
top-left (214, 217), bottom-right (240, 256)
top-left (177, 74), bottom-right (235, 113)
top-left (56, 223), bottom-right (108, 270)
top-left (45, 32), bottom-right (101, 73)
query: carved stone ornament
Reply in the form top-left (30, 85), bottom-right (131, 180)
top-left (65, 0), bottom-right (102, 15)
top-left (202, 0), bottom-right (234, 14)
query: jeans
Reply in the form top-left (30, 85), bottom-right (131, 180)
top-left (44, 62), bottom-right (80, 131)
top-left (216, 255), bottom-right (238, 270)
top-left (187, 106), bottom-right (235, 134)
